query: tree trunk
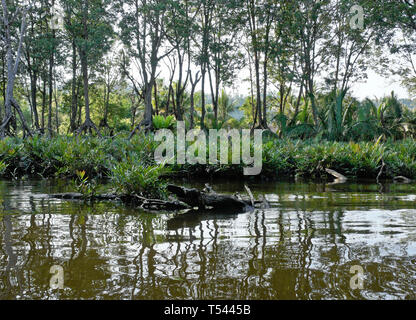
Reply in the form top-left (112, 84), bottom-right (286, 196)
top-left (0, 2), bottom-right (31, 138)
top-left (41, 78), bottom-right (46, 132)
top-left (48, 41), bottom-right (54, 136)
top-left (143, 81), bottom-right (153, 128)
top-left (153, 80), bottom-right (159, 116)
top-left (189, 71), bottom-right (200, 130)
top-left (1, 48), bottom-right (5, 121)
top-left (30, 70), bottom-right (40, 130)
top-left (78, 48), bottom-right (100, 136)
top-left (54, 87), bottom-right (59, 134)
top-left (70, 41), bottom-right (78, 132)
top-left (200, 66), bottom-right (206, 130)
top-left (77, 79), bottom-right (82, 127)
top-left (76, 0), bottom-right (101, 136)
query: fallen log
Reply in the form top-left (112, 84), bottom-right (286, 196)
top-left (131, 195), bottom-right (189, 211)
top-left (51, 193), bottom-right (119, 200)
top-left (167, 184), bottom-right (253, 212)
top-left (50, 184), bottom-right (258, 213)
top-left (49, 192), bottom-right (189, 211)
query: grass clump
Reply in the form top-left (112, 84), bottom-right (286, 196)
top-left (73, 170), bottom-right (98, 199)
top-left (110, 159), bottom-right (169, 199)
top-left (152, 115), bottom-right (176, 130)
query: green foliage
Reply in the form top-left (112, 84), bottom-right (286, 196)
top-left (110, 160), bottom-right (169, 199)
top-left (0, 161), bottom-right (7, 176)
top-left (152, 115), bottom-right (176, 130)
top-left (2, 134), bottom-right (416, 199)
top-left (0, 135), bottom-right (158, 179)
top-left (261, 137), bottom-right (416, 179)
top-left (0, 138), bottom-right (22, 177)
top-left (73, 170), bottom-right (98, 199)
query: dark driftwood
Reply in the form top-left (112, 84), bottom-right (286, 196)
top-left (51, 193), bottom-right (119, 200)
top-left (49, 192), bottom-right (189, 211)
top-left (50, 184), bottom-right (263, 213)
top-left (167, 185), bottom-right (253, 212)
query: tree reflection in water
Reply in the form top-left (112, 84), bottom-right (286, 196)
top-left (1, 180), bottom-right (416, 299)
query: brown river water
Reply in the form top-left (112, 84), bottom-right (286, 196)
top-left (1, 179), bottom-right (416, 300)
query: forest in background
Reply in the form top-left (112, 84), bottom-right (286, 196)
top-left (0, 0), bottom-right (415, 141)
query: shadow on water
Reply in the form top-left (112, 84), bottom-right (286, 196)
top-left (1, 179), bottom-right (416, 299)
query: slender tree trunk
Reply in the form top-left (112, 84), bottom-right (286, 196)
top-left (130, 94), bottom-right (137, 128)
top-left (30, 70), bottom-right (40, 130)
top-left (0, 2), bottom-right (31, 137)
top-left (307, 78), bottom-right (319, 127)
top-left (47, 0), bottom-right (56, 136)
top-left (48, 42), bottom-right (54, 136)
top-left (189, 71), bottom-right (200, 130)
top-left (289, 81), bottom-right (304, 127)
top-left (80, 50), bottom-right (94, 131)
top-left (253, 49), bottom-right (262, 127)
top-left (77, 79), bottom-right (82, 127)
top-left (247, 51), bottom-right (255, 124)
top-left (262, 53), bottom-right (268, 128)
top-left (175, 52), bottom-right (184, 121)
top-left (54, 85), bottom-right (59, 134)
top-left (208, 66), bottom-right (219, 124)
top-left (41, 78), bottom-right (46, 132)
top-left (100, 82), bottom-right (110, 128)
top-left (1, 48), bottom-right (5, 121)
top-left (70, 41), bottom-right (78, 132)
top-left (77, 0), bottom-right (101, 136)
top-left (153, 80), bottom-right (159, 116)
top-left (200, 66), bottom-right (206, 130)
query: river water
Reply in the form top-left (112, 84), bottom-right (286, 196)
top-left (1, 179), bottom-right (416, 300)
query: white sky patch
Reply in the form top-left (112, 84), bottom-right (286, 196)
top-left (351, 70), bottom-right (410, 100)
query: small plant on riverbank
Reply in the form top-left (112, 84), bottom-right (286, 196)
top-left (110, 160), bottom-right (169, 199)
top-left (0, 160), bottom-right (7, 175)
top-left (73, 170), bottom-right (98, 199)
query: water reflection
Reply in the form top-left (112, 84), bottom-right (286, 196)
top-left (1, 180), bottom-right (416, 300)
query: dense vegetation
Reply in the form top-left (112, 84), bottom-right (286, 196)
top-left (1, 1), bottom-right (416, 198)
top-left (1, 135), bottom-right (416, 190)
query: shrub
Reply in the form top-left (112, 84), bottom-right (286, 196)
top-left (110, 159), bottom-right (169, 199)
top-left (152, 115), bottom-right (176, 130)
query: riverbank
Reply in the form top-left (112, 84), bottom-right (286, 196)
top-left (0, 134), bottom-right (415, 188)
